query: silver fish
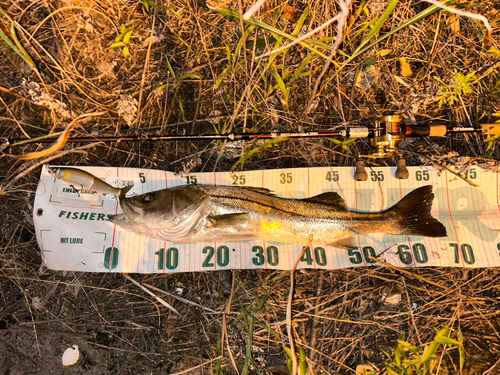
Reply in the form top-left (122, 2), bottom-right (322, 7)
top-left (109, 184), bottom-right (447, 248)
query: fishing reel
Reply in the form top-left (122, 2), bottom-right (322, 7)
top-left (355, 115), bottom-right (409, 181)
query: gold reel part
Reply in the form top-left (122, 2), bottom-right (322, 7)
top-left (361, 115), bottom-right (404, 159)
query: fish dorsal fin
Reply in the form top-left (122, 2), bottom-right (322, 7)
top-left (208, 212), bottom-right (250, 228)
top-left (239, 186), bottom-right (275, 195)
top-left (328, 236), bottom-right (357, 250)
top-left (302, 192), bottom-right (346, 207)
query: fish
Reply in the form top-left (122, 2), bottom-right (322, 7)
top-left (48, 167), bottom-right (133, 197)
top-left (108, 184), bottom-right (447, 248)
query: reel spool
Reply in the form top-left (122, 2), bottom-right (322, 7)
top-left (355, 115), bottom-right (409, 181)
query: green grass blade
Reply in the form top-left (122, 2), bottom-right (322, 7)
top-left (397, 340), bottom-right (420, 354)
top-left (179, 99), bottom-right (186, 122)
top-left (0, 11), bottom-right (37, 71)
top-left (354, 0), bottom-right (400, 54)
top-left (234, 25), bottom-right (255, 66)
top-left (324, 0), bottom-right (459, 86)
top-left (164, 5), bottom-right (182, 18)
top-left (291, 6), bottom-right (309, 37)
top-left (214, 8), bottom-right (329, 59)
top-left (233, 137), bottom-right (288, 170)
top-left (421, 341), bottom-right (440, 363)
top-left (153, 83), bottom-right (167, 93)
top-left (270, 69), bottom-right (289, 103)
top-left (298, 346), bottom-right (307, 375)
top-left (215, 65), bottom-right (232, 89)
top-left (458, 328), bottom-right (466, 369)
top-left (165, 56), bottom-right (176, 79)
top-left (175, 73), bottom-right (201, 81)
top-left (354, 0), bottom-right (459, 58)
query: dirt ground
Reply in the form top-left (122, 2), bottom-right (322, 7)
top-left (1, 0), bottom-right (500, 374)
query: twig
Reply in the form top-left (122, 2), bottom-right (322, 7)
top-left (483, 355), bottom-right (500, 374)
top-left (308, 272), bottom-right (323, 370)
top-left (224, 271), bottom-right (240, 375)
top-left (256, 8), bottom-right (347, 59)
top-left (141, 283), bottom-right (219, 313)
top-left (401, 276), bottom-right (422, 346)
top-left (288, 242), bottom-right (312, 375)
top-left (369, 256), bottom-right (453, 292)
top-left (136, 14), bottom-right (155, 126)
top-left (303, 0), bottom-right (351, 117)
top-left (4, 111), bottom-right (106, 160)
top-left (123, 274), bottom-right (179, 315)
top-left (19, 284), bottom-right (41, 356)
top-left (237, 0), bottom-right (248, 78)
top-left (168, 355), bottom-right (224, 375)
top-left (423, 0), bottom-right (492, 32)
top-left (0, 142), bottom-right (99, 195)
top-left (402, 149), bottom-right (479, 187)
top-left (242, 0), bottom-right (266, 20)
top-left (0, 95), bottom-right (30, 138)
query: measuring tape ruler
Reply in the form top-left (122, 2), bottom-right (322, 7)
top-left (33, 165), bottom-right (500, 273)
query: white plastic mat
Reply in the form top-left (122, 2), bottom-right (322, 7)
top-left (33, 165), bottom-right (500, 273)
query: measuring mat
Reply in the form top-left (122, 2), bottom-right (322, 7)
top-left (33, 165), bottom-right (500, 273)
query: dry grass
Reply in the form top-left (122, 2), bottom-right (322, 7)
top-left (1, 0), bottom-right (500, 373)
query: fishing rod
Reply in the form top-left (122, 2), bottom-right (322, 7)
top-left (3, 115), bottom-right (498, 178)
top-left (2, 118), bottom-right (490, 147)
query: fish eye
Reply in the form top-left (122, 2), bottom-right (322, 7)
top-left (142, 193), bottom-right (154, 203)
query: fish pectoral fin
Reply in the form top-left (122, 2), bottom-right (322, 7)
top-left (328, 236), bottom-right (357, 250)
top-left (208, 213), bottom-right (250, 228)
top-left (301, 192), bottom-right (347, 208)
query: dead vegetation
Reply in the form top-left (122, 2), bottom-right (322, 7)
top-left (1, 0), bottom-right (500, 373)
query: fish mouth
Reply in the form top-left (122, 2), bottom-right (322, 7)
top-left (108, 213), bottom-right (129, 225)
top-left (108, 213), bottom-right (140, 234)
top-left (118, 197), bottom-right (145, 222)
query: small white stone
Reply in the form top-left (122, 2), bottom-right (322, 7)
top-left (62, 345), bottom-right (80, 366)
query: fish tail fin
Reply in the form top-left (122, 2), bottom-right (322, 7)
top-left (388, 185), bottom-right (447, 238)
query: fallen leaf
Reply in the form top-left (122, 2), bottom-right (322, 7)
top-left (488, 46), bottom-right (500, 57)
top-left (447, 14), bottom-right (460, 34)
top-left (283, 5), bottom-right (299, 22)
top-left (483, 30), bottom-right (493, 49)
top-left (399, 57), bottom-right (413, 78)
top-left (356, 364), bottom-right (377, 375)
top-left (378, 49), bottom-right (391, 57)
top-left (335, 85), bottom-right (347, 100)
top-left (394, 75), bottom-right (409, 87)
